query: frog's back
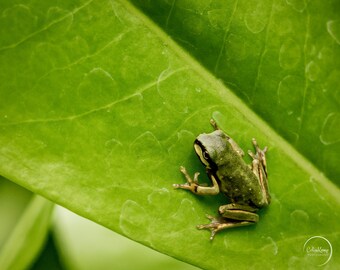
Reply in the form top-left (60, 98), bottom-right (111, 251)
top-left (217, 155), bottom-right (267, 208)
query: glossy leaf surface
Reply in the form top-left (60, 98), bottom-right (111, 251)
top-left (132, 0), bottom-right (340, 185)
top-left (0, 1), bottom-right (339, 269)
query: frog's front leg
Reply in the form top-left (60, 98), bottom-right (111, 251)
top-left (173, 166), bottom-right (219, 195)
top-left (197, 203), bottom-right (259, 240)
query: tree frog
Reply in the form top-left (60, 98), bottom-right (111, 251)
top-left (173, 119), bottom-right (270, 240)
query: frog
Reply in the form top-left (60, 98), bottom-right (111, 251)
top-left (173, 119), bottom-right (270, 240)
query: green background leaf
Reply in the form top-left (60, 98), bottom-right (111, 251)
top-left (0, 177), bottom-right (53, 269)
top-left (52, 206), bottom-right (198, 270)
top-left (0, 0), bottom-right (339, 269)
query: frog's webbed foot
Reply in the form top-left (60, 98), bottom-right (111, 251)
top-left (173, 166), bottom-right (200, 193)
top-left (198, 204), bottom-right (259, 240)
top-left (197, 215), bottom-right (223, 240)
top-left (197, 215), bottom-right (254, 241)
top-left (173, 166), bottom-right (220, 195)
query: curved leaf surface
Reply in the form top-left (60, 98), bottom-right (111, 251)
top-left (0, 0), bottom-right (339, 269)
top-left (131, 0), bottom-right (340, 185)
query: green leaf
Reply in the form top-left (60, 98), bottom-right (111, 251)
top-left (0, 177), bottom-right (54, 270)
top-left (0, 0), bottom-right (339, 269)
top-left (0, 177), bottom-right (32, 248)
top-left (130, 0), bottom-right (340, 186)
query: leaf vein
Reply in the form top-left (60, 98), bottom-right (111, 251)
top-left (166, 0), bottom-right (177, 28)
top-left (296, 11), bottom-right (311, 144)
top-left (0, 0), bottom-right (94, 52)
top-left (213, 0), bottom-right (239, 74)
top-left (251, 0), bottom-right (275, 103)
top-left (31, 29), bottom-right (132, 91)
top-left (0, 67), bottom-right (189, 126)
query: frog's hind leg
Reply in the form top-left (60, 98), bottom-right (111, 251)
top-left (197, 203), bottom-right (259, 240)
top-left (248, 138), bottom-right (271, 205)
top-left (219, 203), bottom-right (259, 221)
top-left (248, 138), bottom-right (268, 176)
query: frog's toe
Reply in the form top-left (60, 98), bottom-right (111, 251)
top-left (179, 166), bottom-right (187, 174)
top-left (196, 222), bottom-right (221, 241)
top-left (209, 230), bottom-right (218, 240)
top-left (197, 215), bottom-right (222, 230)
top-left (172, 183), bottom-right (182, 189)
top-left (173, 182), bottom-right (198, 193)
top-left (204, 214), bottom-right (220, 222)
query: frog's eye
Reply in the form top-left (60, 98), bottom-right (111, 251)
top-left (203, 151), bottom-right (210, 160)
top-left (194, 143), bottom-right (210, 167)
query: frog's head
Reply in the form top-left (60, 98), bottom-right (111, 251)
top-left (194, 130), bottom-right (231, 169)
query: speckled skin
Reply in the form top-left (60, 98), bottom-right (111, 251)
top-left (196, 130), bottom-right (270, 208)
top-left (173, 121), bottom-right (270, 240)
